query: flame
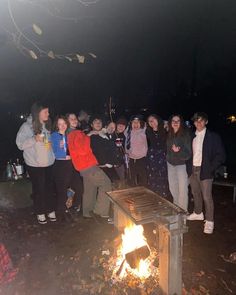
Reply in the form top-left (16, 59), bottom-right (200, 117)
top-left (116, 223), bottom-right (151, 279)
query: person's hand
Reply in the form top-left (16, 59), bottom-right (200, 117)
top-left (35, 134), bottom-right (44, 142)
top-left (172, 144), bottom-right (181, 152)
top-left (87, 131), bottom-right (99, 136)
top-left (66, 155), bottom-right (71, 160)
top-left (105, 163), bottom-right (113, 168)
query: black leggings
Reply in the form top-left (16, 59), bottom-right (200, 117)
top-left (27, 165), bottom-right (55, 215)
top-left (53, 160), bottom-right (75, 212)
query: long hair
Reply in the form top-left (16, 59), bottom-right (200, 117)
top-left (167, 114), bottom-right (186, 139)
top-left (31, 101), bottom-right (51, 135)
top-left (53, 115), bottom-right (69, 132)
top-left (146, 114), bottom-right (166, 137)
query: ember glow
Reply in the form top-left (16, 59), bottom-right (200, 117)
top-left (115, 223), bottom-right (151, 279)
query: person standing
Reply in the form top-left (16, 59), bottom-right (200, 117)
top-left (68, 129), bottom-right (111, 219)
top-left (146, 114), bottom-right (170, 199)
top-left (88, 115), bottom-right (119, 183)
top-left (51, 116), bottom-right (75, 222)
top-left (114, 117), bottom-right (127, 187)
top-left (16, 102), bottom-right (56, 224)
top-left (66, 112), bottom-right (83, 214)
top-left (125, 115), bottom-right (148, 186)
top-left (187, 112), bottom-right (226, 234)
top-left (166, 114), bottom-right (192, 211)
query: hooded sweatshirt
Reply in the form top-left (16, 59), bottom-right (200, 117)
top-left (16, 116), bottom-right (55, 167)
top-left (125, 128), bottom-right (148, 160)
top-left (67, 130), bottom-right (98, 172)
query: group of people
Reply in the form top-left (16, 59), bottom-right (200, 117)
top-left (16, 101), bottom-right (226, 234)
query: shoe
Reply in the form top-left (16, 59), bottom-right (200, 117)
top-left (74, 205), bottom-right (81, 213)
top-left (70, 205), bottom-right (81, 215)
top-left (204, 220), bottom-right (214, 234)
top-left (187, 212), bottom-right (204, 221)
top-left (100, 215), bottom-right (109, 218)
top-left (37, 214), bottom-right (47, 224)
top-left (107, 217), bottom-right (114, 224)
top-left (47, 211), bottom-right (57, 222)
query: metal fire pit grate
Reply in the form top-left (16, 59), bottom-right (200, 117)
top-left (107, 186), bottom-right (186, 225)
top-left (106, 186), bottom-right (188, 295)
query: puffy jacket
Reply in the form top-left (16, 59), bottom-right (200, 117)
top-left (68, 130), bottom-right (98, 172)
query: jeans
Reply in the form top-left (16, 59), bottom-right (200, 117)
top-left (80, 166), bottom-right (111, 217)
top-left (167, 162), bottom-right (188, 211)
top-left (189, 166), bottom-right (214, 221)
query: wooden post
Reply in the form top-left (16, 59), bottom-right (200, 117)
top-left (158, 220), bottom-right (185, 295)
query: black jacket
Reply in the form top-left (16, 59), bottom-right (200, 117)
top-left (166, 131), bottom-right (192, 166)
top-left (90, 134), bottom-right (118, 165)
top-left (187, 129), bottom-right (226, 180)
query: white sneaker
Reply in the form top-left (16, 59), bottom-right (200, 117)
top-left (37, 214), bottom-right (47, 224)
top-left (204, 220), bottom-right (214, 234)
top-left (187, 212), bottom-right (204, 221)
top-left (47, 211), bottom-right (57, 222)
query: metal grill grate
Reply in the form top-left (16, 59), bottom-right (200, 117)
top-left (107, 186), bottom-right (186, 225)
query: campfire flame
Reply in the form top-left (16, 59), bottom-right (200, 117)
top-left (115, 223), bottom-right (151, 279)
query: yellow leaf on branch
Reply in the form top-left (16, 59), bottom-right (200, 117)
top-left (89, 52), bottom-right (97, 58)
top-left (48, 51), bottom-right (55, 59)
top-left (65, 56), bottom-right (73, 62)
top-left (29, 50), bottom-right (38, 59)
top-left (32, 24), bottom-right (42, 35)
top-left (76, 54), bottom-right (85, 63)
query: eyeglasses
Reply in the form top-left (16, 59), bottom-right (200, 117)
top-left (172, 120), bottom-right (180, 123)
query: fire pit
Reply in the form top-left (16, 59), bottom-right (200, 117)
top-left (101, 223), bottom-right (160, 294)
top-left (106, 186), bottom-right (188, 295)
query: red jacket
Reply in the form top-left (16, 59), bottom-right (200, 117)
top-left (68, 130), bottom-right (98, 172)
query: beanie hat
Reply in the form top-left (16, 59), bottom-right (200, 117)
top-left (116, 117), bottom-right (128, 126)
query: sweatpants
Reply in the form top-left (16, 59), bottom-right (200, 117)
top-left (27, 165), bottom-right (55, 215)
top-left (80, 166), bottom-right (111, 217)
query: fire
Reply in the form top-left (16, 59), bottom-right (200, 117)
top-left (115, 223), bottom-right (151, 279)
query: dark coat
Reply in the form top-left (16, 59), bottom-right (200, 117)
top-left (187, 129), bottom-right (226, 180)
top-left (90, 134), bottom-right (118, 166)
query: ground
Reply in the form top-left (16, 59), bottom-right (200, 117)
top-left (0, 185), bottom-right (236, 295)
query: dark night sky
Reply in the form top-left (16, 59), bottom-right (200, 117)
top-left (0, 0), bottom-right (236, 167)
top-left (0, 0), bottom-right (236, 117)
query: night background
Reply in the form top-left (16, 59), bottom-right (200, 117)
top-left (1, 1), bottom-right (236, 294)
top-left (0, 0), bottom-right (236, 171)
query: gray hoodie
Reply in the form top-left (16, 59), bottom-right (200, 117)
top-left (16, 116), bottom-right (55, 167)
